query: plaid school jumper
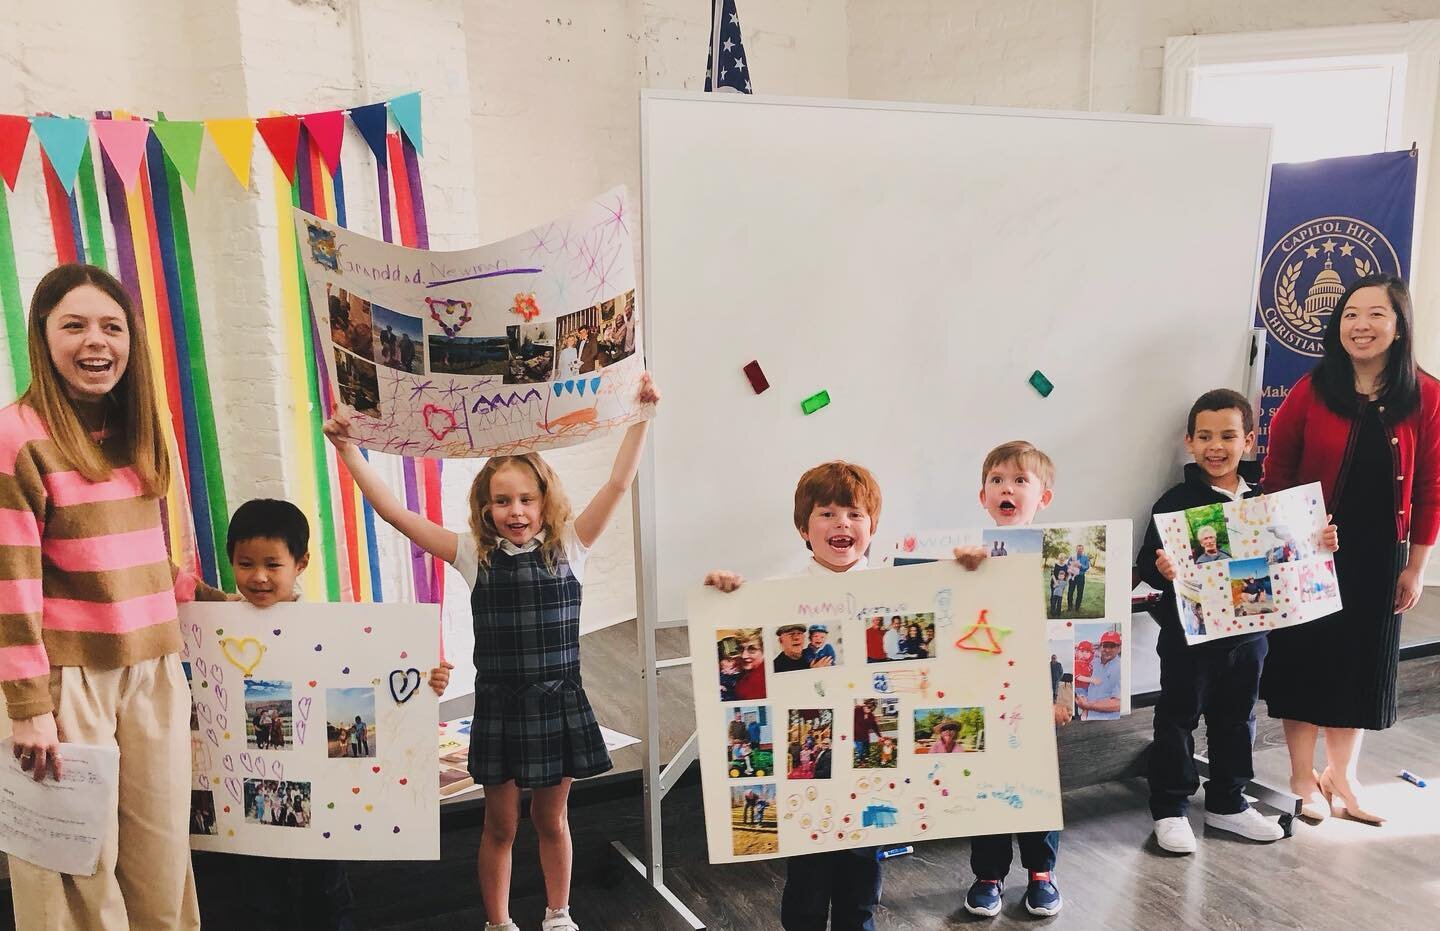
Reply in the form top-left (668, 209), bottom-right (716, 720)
top-left (466, 547), bottom-right (612, 788)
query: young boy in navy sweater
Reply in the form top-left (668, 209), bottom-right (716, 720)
top-left (1137, 389), bottom-right (1335, 852)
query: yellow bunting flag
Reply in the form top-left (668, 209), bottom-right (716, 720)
top-left (205, 119), bottom-right (255, 189)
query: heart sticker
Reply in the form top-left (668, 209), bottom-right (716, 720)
top-left (389, 668), bottom-right (422, 704)
top-left (219, 636), bottom-right (266, 677)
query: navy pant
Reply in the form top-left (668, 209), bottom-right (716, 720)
top-left (1067, 574), bottom-right (1086, 612)
top-left (781, 849), bottom-right (882, 931)
top-left (970, 831), bottom-right (1059, 879)
top-left (1148, 633), bottom-right (1267, 818)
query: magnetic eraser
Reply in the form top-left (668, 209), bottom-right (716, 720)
top-left (743, 360), bottom-right (769, 394)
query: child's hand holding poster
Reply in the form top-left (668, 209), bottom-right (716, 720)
top-left (294, 186), bottom-right (651, 458)
top-left (179, 603), bottom-right (440, 860)
top-left (878, 520), bottom-right (1133, 722)
top-left (689, 559), bottom-right (1062, 864)
top-left (1154, 482), bottom-right (1341, 644)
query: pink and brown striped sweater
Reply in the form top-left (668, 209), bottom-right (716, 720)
top-left (0, 401), bottom-right (224, 720)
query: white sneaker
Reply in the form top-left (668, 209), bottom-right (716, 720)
top-left (541, 908), bottom-right (581, 931)
top-left (1154, 816), bottom-right (1197, 853)
top-left (485, 923), bottom-right (519, 931)
top-left (1204, 807), bottom-right (1284, 842)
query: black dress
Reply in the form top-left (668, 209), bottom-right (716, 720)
top-left (1261, 401), bottom-right (1405, 729)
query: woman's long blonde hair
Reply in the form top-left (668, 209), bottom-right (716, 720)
top-left (19, 264), bottom-right (169, 497)
top-left (468, 453), bottom-right (572, 569)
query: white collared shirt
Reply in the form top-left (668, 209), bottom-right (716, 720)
top-left (450, 526), bottom-right (589, 588)
top-left (1211, 476), bottom-right (1251, 502)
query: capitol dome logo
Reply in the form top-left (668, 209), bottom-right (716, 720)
top-left (1258, 216), bottom-right (1402, 357)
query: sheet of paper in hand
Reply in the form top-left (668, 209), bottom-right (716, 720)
top-left (878, 520), bottom-right (1133, 721)
top-left (688, 559), bottom-right (1061, 863)
top-left (1154, 482), bottom-right (1340, 645)
top-left (179, 602), bottom-right (440, 859)
top-left (294, 186), bottom-right (651, 457)
top-left (0, 740), bottom-right (119, 875)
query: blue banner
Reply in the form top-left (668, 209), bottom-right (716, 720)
top-left (1254, 150), bottom-right (1417, 456)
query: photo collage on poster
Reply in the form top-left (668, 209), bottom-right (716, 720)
top-left (883, 520), bottom-right (1132, 722)
top-left (1155, 482), bottom-right (1341, 644)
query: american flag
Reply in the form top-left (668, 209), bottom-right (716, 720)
top-left (704, 0), bottom-right (752, 93)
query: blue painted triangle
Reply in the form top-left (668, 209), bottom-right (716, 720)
top-left (348, 102), bottom-right (389, 164)
top-left (553, 382), bottom-right (564, 396)
top-left (32, 116), bottom-right (91, 194)
top-left (388, 92), bottom-right (422, 155)
top-left (565, 380), bottom-right (575, 394)
top-left (590, 376), bottom-right (602, 394)
top-left (576, 379), bottom-right (587, 397)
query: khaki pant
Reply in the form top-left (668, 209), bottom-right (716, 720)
top-left (8, 654), bottom-right (200, 931)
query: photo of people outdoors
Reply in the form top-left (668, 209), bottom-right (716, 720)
top-left (371, 303), bottom-right (424, 375)
top-left (243, 679), bottom-right (293, 750)
top-left (243, 779), bottom-right (313, 828)
top-left (717, 628), bottom-right (766, 702)
top-left (189, 789), bottom-right (217, 835)
top-left (1179, 594), bottom-right (1207, 637)
top-left (327, 285), bottom-right (375, 361)
top-left (1073, 623), bottom-right (1123, 720)
top-left (1184, 503), bottom-right (1231, 564)
top-left (730, 784), bottom-right (777, 856)
top-left (1300, 558), bottom-right (1340, 604)
top-left (725, 706), bottom-right (773, 778)
top-left (427, 333), bottom-right (510, 377)
top-left (1041, 525), bottom-right (1107, 619)
top-left (913, 706), bottom-right (985, 753)
top-left (326, 687), bottom-right (378, 759)
top-left (1229, 557), bottom-right (1276, 617)
top-left (504, 322), bottom-right (555, 384)
top-left (334, 348), bottom-right (380, 414)
top-left (864, 613), bottom-right (936, 663)
top-left (981, 528), bottom-right (1041, 558)
top-left (1048, 637), bottom-right (1073, 710)
top-left (771, 623), bottom-right (843, 672)
top-left (786, 709), bottom-right (834, 779)
top-left (853, 697), bottom-right (899, 768)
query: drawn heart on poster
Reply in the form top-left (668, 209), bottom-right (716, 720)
top-left (223, 777), bottom-right (242, 804)
top-left (270, 760), bottom-right (285, 780)
top-left (239, 752), bottom-right (255, 774)
top-left (216, 713), bottom-right (228, 731)
top-left (425, 297), bottom-right (473, 338)
top-left (195, 702), bottom-right (213, 724)
top-left (389, 668), bottom-right (422, 704)
top-left (295, 696), bottom-right (313, 744)
top-left (222, 754), bottom-right (235, 773)
top-left (205, 728), bottom-right (219, 748)
top-left (422, 405), bottom-right (457, 441)
top-left (219, 636), bottom-right (266, 677)
top-left (903, 536), bottom-right (917, 553)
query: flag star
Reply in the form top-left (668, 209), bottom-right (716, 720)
top-left (1339, 242), bottom-right (1356, 256)
top-left (734, 57), bottom-right (745, 71)
top-left (723, 38), bottom-right (735, 52)
top-left (1304, 245), bottom-right (1319, 258)
top-left (1321, 239), bottom-right (1337, 254)
top-left (720, 68), bottom-right (727, 80)
top-left (745, 80), bottom-right (752, 92)
top-left (729, 12), bottom-right (738, 24)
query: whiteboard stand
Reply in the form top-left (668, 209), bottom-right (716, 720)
top-left (608, 467), bottom-right (705, 930)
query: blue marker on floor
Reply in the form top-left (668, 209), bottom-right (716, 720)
top-left (876, 845), bottom-right (913, 861)
top-left (1399, 769), bottom-right (1427, 787)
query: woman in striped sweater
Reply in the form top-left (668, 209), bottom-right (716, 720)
top-left (1, 264), bottom-right (229, 930)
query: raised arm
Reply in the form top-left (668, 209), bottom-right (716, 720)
top-left (574, 373), bottom-right (660, 547)
top-left (323, 411), bottom-right (458, 564)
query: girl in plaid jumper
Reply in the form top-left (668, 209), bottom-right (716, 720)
top-left (324, 374), bottom-right (659, 931)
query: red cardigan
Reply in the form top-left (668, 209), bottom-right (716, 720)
top-left (1263, 372), bottom-right (1440, 546)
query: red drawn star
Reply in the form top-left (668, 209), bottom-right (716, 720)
top-left (954, 609), bottom-right (1012, 655)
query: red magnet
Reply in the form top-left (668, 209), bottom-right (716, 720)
top-left (742, 360), bottom-right (770, 394)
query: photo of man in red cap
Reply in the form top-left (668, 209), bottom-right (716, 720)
top-left (1076, 628), bottom-right (1123, 720)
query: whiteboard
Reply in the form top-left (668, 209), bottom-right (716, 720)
top-left (640, 91), bottom-right (1272, 624)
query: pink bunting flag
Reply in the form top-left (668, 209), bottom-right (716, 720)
top-left (92, 118), bottom-right (152, 190)
top-left (303, 110), bottom-right (345, 175)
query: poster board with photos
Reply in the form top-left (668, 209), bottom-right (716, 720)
top-left (294, 186), bottom-right (651, 458)
top-left (179, 603), bottom-right (440, 859)
top-left (689, 559), bottom-right (1062, 864)
top-left (877, 520), bottom-right (1133, 720)
top-left (1154, 482), bottom-right (1340, 644)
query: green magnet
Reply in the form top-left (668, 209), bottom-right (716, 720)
top-left (801, 390), bottom-right (831, 415)
top-left (1028, 370), bottom-right (1054, 398)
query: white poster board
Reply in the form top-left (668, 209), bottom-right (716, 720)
top-left (878, 520), bottom-right (1133, 719)
top-left (688, 559), bottom-right (1061, 864)
top-left (1154, 483), bottom-right (1340, 644)
top-left (294, 187), bottom-right (650, 458)
top-left (179, 602), bottom-right (440, 860)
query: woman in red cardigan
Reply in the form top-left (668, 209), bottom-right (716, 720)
top-left (1261, 274), bottom-right (1440, 826)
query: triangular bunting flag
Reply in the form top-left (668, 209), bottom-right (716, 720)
top-left (348, 102), bottom-right (389, 164)
top-left (151, 119), bottom-right (205, 190)
top-left (206, 118), bottom-right (255, 188)
top-left (92, 118), bottom-right (151, 190)
top-left (256, 114), bottom-right (302, 183)
top-left (31, 116), bottom-right (91, 194)
top-left (303, 110), bottom-right (345, 174)
top-left (388, 92), bottom-right (422, 155)
top-left (0, 115), bottom-right (31, 191)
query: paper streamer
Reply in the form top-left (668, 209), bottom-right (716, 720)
top-left (76, 141), bottom-right (108, 271)
top-left (41, 149), bottom-right (80, 264)
top-left (0, 184), bottom-right (29, 393)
